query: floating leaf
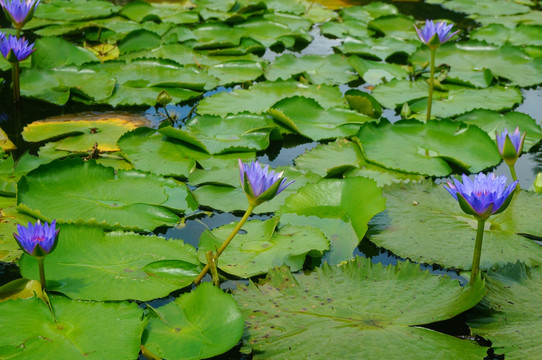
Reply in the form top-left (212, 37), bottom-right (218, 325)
top-left (471, 24), bottom-right (542, 47)
top-left (22, 114), bottom-right (145, 152)
top-left (268, 96), bottom-right (376, 140)
top-left (369, 14), bottom-right (418, 41)
top-left (370, 182), bottom-right (542, 270)
top-left (197, 80), bottom-right (346, 116)
top-left (265, 54), bottom-right (358, 85)
top-left (34, 0), bottom-right (120, 21)
top-left (0, 295), bottom-right (145, 359)
top-left (233, 258), bottom-right (487, 360)
top-left (348, 55), bottom-right (408, 85)
top-left (105, 83), bottom-right (201, 107)
top-left (198, 218), bottom-right (329, 278)
top-left (143, 282), bottom-right (244, 360)
top-left (278, 177), bottom-right (386, 264)
top-left (0, 128), bottom-right (15, 152)
top-left (159, 114), bottom-right (274, 154)
top-left (0, 198), bottom-right (36, 263)
top-left (19, 225), bottom-right (200, 301)
top-left (17, 158), bottom-right (197, 231)
top-left (120, 0), bottom-right (199, 24)
top-left (426, 0), bottom-right (530, 16)
top-left (338, 36), bottom-right (417, 61)
top-left (31, 37), bottom-right (98, 69)
top-left (468, 263), bottom-right (542, 360)
top-left (455, 109), bottom-right (542, 151)
top-left (357, 119), bottom-right (501, 176)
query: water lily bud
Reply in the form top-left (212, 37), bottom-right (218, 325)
top-left (496, 127), bottom-right (525, 166)
top-left (156, 90), bottom-right (172, 107)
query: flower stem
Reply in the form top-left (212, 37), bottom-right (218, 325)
top-left (426, 48), bottom-right (436, 123)
top-left (470, 219), bottom-right (486, 286)
top-left (38, 257), bottom-right (47, 291)
top-left (508, 164), bottom-right (520, 190)
top-left (193, 204), bottom-right (255, 285)
top-left (12, 62), bottom-right (20, 103)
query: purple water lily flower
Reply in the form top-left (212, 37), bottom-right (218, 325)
top-left (496, 127), bottom-right (525, 164)
top-left (415, 20), bottom-right (459, 48)
top-left (444, 173), bottom-right (517, 220)
top-left (0, 33), bottom-right (35, 62)
top-left (0, 0), bottom-right (40, 29)
top-left (13, 220), bottom-right (59, 258)
top-left (239, 159), bottom-right (294, 207)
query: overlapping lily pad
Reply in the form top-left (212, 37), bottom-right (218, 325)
top-left (198, 218), bottom-right (329, 278)
top-left (17, 158), bottom-right (197, 231)
top-left (0, 198), bottom-right (36, 263)
top-left (471, 24), bottom-right (542, 47)
top-left (468, 263), bottom-right (542, 360)
top-left (197, 80), bottom-right (346, 116)
top-left (278, 177), bottom-right (386, 264)
top-left (357, 119), bottom-right (502, 176)
top-left (0, 295), bottom-right (145, 359)
top-left (371, 182), bottom-right (542, 271)
top-left (233, 258), bottom-right (487, 360)
top-left (19, 225), bottom-right (200, 301)
top-left (348, 55), bottom-right (408, 85)
top-left (34, 0), bottom-right (120, 21)
top-left (426, 0), bottom-right (530, 16)
top-left (268, 96), bottom-right (376, 140)
top-left (143, 282), bottom-right (244, 360)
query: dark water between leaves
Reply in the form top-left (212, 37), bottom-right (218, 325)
top-left (1, 0), bottom-right (541, 359)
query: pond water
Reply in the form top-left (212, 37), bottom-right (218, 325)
top-left (1, 0), bottom-right (542, 359)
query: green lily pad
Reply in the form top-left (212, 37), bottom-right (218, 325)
top-left (158, 113), bottom-right (274, 154)
top-left (207, 60), bottom-right (264, 85)
top-left (22, 115), bottom-right (142, 152)
top-left (0, 295), bottom-right (145, 359)
top-left (17, 158), bottom-right (197, 231)
top-left (468, 262), bottom-right (542, 360)
top-left (20, 67), bottom-right (116, 105)
top-left (369, 14), bottom-right (418, 41)
top-left (265, 54), bottom-right (358, 85)
top-left (105, 83), bottom-right (201, 107)
top-left (118, 29), bottom-right (162, 54)
top-left (278, 177), bottom-right (386, 264)
top-left (0, 153), bottom-right (51, 196)
top-left (321, 19), bottom-right (373, 39)
top-left (372, 80), bottom-right (522, 119)
top-left (371, 182), bottom-right (542, 271)
top-left (120, 0), bottom-right (198, 24)
top-left (190, 21), bottom-right (243, 49)
top-left (338, 36), bottom-right (418, 61)
top-left (233, 258), bottom-right (487, 360)
top-left (294, 138), bottom-right (423, 186)
top-left (348, 55), bottom-right (408, 85)
top-left (198, 218), bottom-right (329, 278)
top-left (197, 80), bottom-right (346, 116)
top-left (426, 0), bottom-right (530, 16)
top-left (118, 127), bottom-right (199, 177)
top-left (471, 24), bottom-right (542, 47)
top-left (357, 119), bottom-right (501, 176)
top-left (19, 225), bottom-right (200, 301)
top-left (143, 282), bottom-right (244, 360)
top-left (31, 37), bottom-right (98, 69)
top-left (411, 41), bottom-right (542, 88)
top-left (35, 0), bottom-right (119, 21)
top-left (235, 19), bottom-right (311, 48)
top-left (268, 96), bottom-right (376, 140)
top-left (192, 166), bottom-right (321, 214)
top-left (455, 109), bottom-right (542, 151)
top-left (474, 11), bottom-right (542, 28)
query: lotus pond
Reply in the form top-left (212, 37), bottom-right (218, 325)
top-left (1, 0), bottom-right (542, 359)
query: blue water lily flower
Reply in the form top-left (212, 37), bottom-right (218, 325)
top-left (13, 220), bottom-right (59, 258)
top-left (0, 0), bottom-right (40, 29)
top-left (444, 172), bottom-right (517, 220)
top-left (0, 33), bottom-right (35, 63)
top-left (415, 20), bottom-right (459, 48)
top-left (496, 127), bottom-right (525, 165)
top-left (239, 159), bottom-right (294, 207)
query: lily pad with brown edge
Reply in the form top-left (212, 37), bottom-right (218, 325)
top-left (278, 177), bottom-right (386, 265)
top-left (0, 128), bottom-right (15, 152)
top-left (370, 182), bottom-right (542, 271)
top-left (467, 262), bottom-right (542, 360)
top-left (197, 217), bottom-right (329, 278)
top-left (17, 158), bottom-right (197, 231)
top-left (19, 225), bottom-right (201, 301)
top-left (233, 257), bottom-right (488, 360)
top-left (356, 119), bottom-right (502, 177)
top-left (22, 112), bottom-right (148, 152)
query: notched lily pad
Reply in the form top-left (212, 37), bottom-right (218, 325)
top-left (233, 257), bottom-right (487, 360)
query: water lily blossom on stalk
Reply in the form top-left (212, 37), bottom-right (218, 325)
top-left (13, 220), bottom-right (59, 290)
top-left (194, 161), bottom-right (293, 285)
top-left (239, 159), bottom-right (294, 207)
top-left (0, 33), bottom-right (35, 63)
top-left (0, 0), bottom-right (41, 31)
top-left (444, 173), bottom-right (517, 284)
top-left (414, 20), bottom-right (459, 123)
